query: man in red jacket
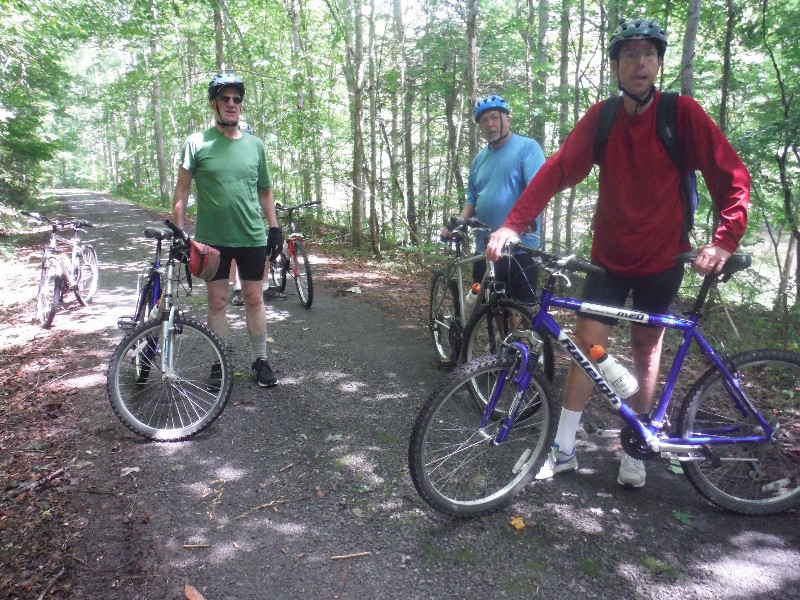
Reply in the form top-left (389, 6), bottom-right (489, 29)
top-left (486, 18), bottom-right (750, 488)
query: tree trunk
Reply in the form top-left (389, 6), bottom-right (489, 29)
top-left (150, 42), bottom-right (169, 206)
top-left (393, 0), bottom-right (417, 244)
top-left (367, 0), bottom-right (380, 255)
top-left (680, 0), bottom-right (700, 96)
top-left (531, 0), bottom-right (550, 144)
top-left (466, 0), bottom-right (478, 160)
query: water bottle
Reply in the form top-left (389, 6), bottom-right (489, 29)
top-left (589, 344), bottom-right (638, 398)
top-left (148, 299), bottom-right (160, 320)
top-left (464, 283), bottom-right (481, 315)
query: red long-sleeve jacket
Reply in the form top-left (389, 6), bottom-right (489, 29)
top-left (505, 91), bottom-right (750, 276)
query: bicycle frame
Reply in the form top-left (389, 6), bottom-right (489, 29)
top-left (277, 200), bottom-right (319, 265)
top-left (118, 227), bottom-right (169, 331)
top-left (493, 254), bottom-right (772, 457)
top-left (48, 226), bottom-right (86, 287)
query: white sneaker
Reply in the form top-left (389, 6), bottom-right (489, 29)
top-left (618, 452), bottom-right (646, 488)
top-left (535, 443), bottom-right (578, 480)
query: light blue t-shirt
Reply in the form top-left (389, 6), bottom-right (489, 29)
top-left (466, 133), bottom-right (545, 251)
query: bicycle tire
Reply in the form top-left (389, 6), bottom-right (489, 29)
top-left (408, 353), bottom-right (558, 517)
top-left (269, 249), bottom-right (288, 293)
top-left (429, 270), bottom-right (460, 364)
top-left (107, 316), bottom-right (233, 441)
top-left (292, 240), bottom-right (313, 308)
top-left (74, 244), bottom-right (99, 306)
top-left (460, 298), bottom-right (556, 381)
top-left (36, 257), bottom-right (62, 329)
top-left (135, 275), bottom-right (159, 326)
top-left (677, 349), bottom-right (800, 515)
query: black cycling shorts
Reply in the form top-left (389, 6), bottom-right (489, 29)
top-left (209, 246), bottom-right (268, 282)
top-left (580, 263), bottom-right (685, 327)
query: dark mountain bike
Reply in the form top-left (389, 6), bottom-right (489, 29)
top-left (429, 216), bottom-right (554, 379)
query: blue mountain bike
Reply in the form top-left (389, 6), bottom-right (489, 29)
top-left (409, 245), bottom-right (800, 517)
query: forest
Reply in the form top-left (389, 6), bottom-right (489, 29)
top-left (2, 0), bottom-right (799, 330)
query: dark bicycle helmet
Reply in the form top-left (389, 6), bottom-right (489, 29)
top-left (473, 95), bottom-right (510, 123)
top-left (207, 73), bottom-right (246, 101)
top-left (608, 18), bottom-right (667, 61)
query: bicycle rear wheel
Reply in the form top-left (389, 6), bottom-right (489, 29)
top-left (408, 353), bottom-right (557, 517)
top-left (678, 349), bottom-right (800, 515)
top-left (36, 256), bottom-right (62, 329)
top-left (291, 240), bottom-right (313, 308)
top-left (460, 298), bottom-right (555, 381)
top-left (429, 270), bottom-right (460, 364)
top-left (107, 316), bottom-right (232, 441)
top-left (74, 244), bottom-right (99, 305)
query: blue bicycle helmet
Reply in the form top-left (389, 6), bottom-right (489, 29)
top-left (473, 95), bottom-right (510, 123)
top-left (208, 73), bottom-right (246, 101)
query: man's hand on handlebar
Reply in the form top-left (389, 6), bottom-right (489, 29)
top-left (485, 226), bottom-right (519, 261)
top-left (693, 245), bottom-right (732, 277)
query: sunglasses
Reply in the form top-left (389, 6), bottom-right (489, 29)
top-left (218, 95), bottom-right (243, 105)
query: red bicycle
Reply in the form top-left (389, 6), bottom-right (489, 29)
top-left (266, 200), bottom-right (320, 308)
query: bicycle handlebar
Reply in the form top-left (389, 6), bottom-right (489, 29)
top-left (448, 215), bottom-right (492, 231)
top-left (275, 200), bottom-right (321, 212)
top-left (23, 210), bottom-right (94, 230)
top-left (674, 251), bottom-right (751, 283)
top-left (164, 219), bottom-right (190, 243)
top-left (511, 242), bottom-right (605, 277)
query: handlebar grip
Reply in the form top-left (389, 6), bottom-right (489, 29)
top-left (561, 255), bottom-right (605, 277)
top-left (447, 215), bottom-right (492, 230)
top-left (164, 219), bottom-right (190, 243)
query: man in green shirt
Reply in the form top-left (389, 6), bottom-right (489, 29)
top-left (173, 73), bottom-right (282, 388)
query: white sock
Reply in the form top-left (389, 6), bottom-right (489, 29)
top-left (553, 408), bottom-right (582, 455)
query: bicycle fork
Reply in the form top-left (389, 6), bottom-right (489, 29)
top-left (481, 337), bottom-right (542, 445)
top-left (158, 306), bottom-right (179, 382)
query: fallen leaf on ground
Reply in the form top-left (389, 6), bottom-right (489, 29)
top-left (185, 583), bottom-right (205, 599)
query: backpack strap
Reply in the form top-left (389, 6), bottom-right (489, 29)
top-left (593, 95), bottom-right (623, 164)
top-left (655, 92), bottom-right (683, 171)
top-left (657, 91), bottom-right (698, 238)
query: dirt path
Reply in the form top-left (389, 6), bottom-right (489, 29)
top-left (1, 191), bottom-right (798, 599)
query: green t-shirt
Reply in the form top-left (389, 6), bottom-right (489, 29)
top-left (179, 128), bottom-right (272, 246)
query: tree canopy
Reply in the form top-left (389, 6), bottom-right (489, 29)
top-left (2, 0), bottom-right (799, 321)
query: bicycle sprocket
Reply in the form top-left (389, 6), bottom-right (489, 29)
top-left (620, 425), bottom-right (657, 460)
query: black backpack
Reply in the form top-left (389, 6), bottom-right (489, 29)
top-left (593, 92), bottom-right (699, 241)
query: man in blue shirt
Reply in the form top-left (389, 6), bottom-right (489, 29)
top-left (443, 94), bottom-right (544, 302)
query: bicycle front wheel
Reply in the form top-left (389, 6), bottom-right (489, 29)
top-left (36, 256), bottom-right (62, 329)
top-left (678, 349), bottom-right (800, 515)
top-left (429, 270), bottom-right (460, 364)
top-left (74, 244), bottom-right (99, 305)
top-left (460, 298), bottom-right (555, 382)
top-left (408, 353), bottom-right (557, 517)
top-left (107, 316), bottom-right (233, 441)
top-left (291, 240), bottom-right (313, 308)
top-left (269, 251), bottom-right (288, 293)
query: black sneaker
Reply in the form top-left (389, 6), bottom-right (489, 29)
top-left (252, 357), bottom-right (277, 388)
top-left (207, 361), bottom-right (222, 392)
top-left (231, 289), bottom-right (244, 306)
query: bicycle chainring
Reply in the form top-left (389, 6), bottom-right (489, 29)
top-left (620, 425), bottom-right (657, 461)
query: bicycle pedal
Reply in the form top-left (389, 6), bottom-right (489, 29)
top-left (117, 316), bottom-right (137, 331)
